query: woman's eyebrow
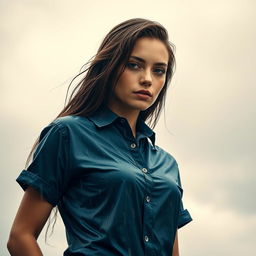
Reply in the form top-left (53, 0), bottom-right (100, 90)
top-left (130, 56), bottom-right (167, 67)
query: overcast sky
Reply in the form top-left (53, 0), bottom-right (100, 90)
top-left (1, 0), bottom-right (256, 255)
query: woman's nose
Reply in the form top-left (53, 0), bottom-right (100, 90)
top-left (140, 69), bottom-right (152, 86)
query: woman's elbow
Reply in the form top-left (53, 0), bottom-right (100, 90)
top-left (7, 229), bottom-right (35, 254)
top-left (7, 229), bottom-right (19, 253)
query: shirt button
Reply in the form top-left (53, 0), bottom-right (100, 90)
top-left (130, 143), bottom-right (136, 148)
top-left (144, 235), bottom-right (149, 242)
top-left (145, 196), bottom-right (150, 203)
top-left (120, 118), bottom-right (125, 123)
top-left (142, 168), bottom-right (148, 173)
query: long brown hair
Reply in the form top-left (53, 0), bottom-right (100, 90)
top-left (27, 18), bottom-right (176, 166)
top-left (58, 18), bottom-right (175, 122)
top-left (27, 18), bottom-right (176, 239)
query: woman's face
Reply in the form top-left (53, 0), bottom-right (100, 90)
top-left (108, 37), bottom-right (169, 116)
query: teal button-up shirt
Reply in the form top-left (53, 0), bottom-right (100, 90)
top-left (17, 106), bottom-right (192, 256)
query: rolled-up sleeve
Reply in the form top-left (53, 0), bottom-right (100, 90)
top-left (16, 121), bottom-right (70, 206)
top-left (177, 200), bottom-right (192, 228)
top-left (176, 164), bottom-right (193, 229)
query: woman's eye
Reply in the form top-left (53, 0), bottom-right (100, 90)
top-left (127, 62), bottom-right (140, 70)
top-left (154, 68), bottom-right (166, 75)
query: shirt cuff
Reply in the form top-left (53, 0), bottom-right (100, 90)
top-left (16, 170), bottom-right (59, 206)
top-left (177, 209), bottom-right (193, 229)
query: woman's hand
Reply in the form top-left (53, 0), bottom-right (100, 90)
top-left (7, 186), bottom-right (53, 256)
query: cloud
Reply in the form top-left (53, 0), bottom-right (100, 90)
top-left (180, 200), bottom-right (256, 256)
top-left (1, 1), bottom-right (256, 255)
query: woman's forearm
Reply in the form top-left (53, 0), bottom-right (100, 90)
top-left (7, 187), bottom-right (53, 256)
top-left (7, 233), bottom-right (43, 256)
top-left (172, 231), bottom-right (179, 256)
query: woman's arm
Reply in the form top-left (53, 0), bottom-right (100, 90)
top-left (7, 186), bottom-right (53, 256)
top-left (172, 230), bottom-right (179, 256)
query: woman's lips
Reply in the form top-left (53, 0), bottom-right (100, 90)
top-left (134, 92), bottom-right (151, 100)
top-left (134, 90), bottom-right (152, 97)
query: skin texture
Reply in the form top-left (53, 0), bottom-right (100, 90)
top-left (8, 37), bottom-right (179, 255)
top-left (108, 37), bottom-right (169, 138)
top-left (7, 187), bottom-right (53, 256)
top-left (173, 231), bottom-right (179, 256)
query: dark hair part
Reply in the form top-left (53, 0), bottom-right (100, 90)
top-left (26, 18), bottom-right (176, 240)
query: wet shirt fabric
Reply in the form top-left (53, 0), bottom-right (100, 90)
top-left (16, 106), bottom-right (192, 256)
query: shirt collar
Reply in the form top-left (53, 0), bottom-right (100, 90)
top-left (136, 118), bottom-right (156, 147)
top-left (88, 106), bottom-right (156, 148)
top-left (88, 105), bottom-right (119, 127)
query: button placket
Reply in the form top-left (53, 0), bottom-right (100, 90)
top-left (141, 171), bottom-right (154, 253)
top-left (128, 137), bottom-right (153, 251)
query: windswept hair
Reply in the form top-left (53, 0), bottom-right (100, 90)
top-left (58, 17), bottom-right (176, 126)
top-left (27, 18), bottom-right (176, 167)
top-left (25, 18), bottom-right (176, 240)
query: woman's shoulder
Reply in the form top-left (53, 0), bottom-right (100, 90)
top-left (154, 144), bottom-right (178, 165)
top-left (52, 115), bottom-right (87, 125)
top-left (51, 115), bottom-right (92, 130)
top-left (39, 115), bottom-right (93, 139)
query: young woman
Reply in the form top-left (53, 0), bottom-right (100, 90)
top-left (7, 18), bottom-right (192, 256)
